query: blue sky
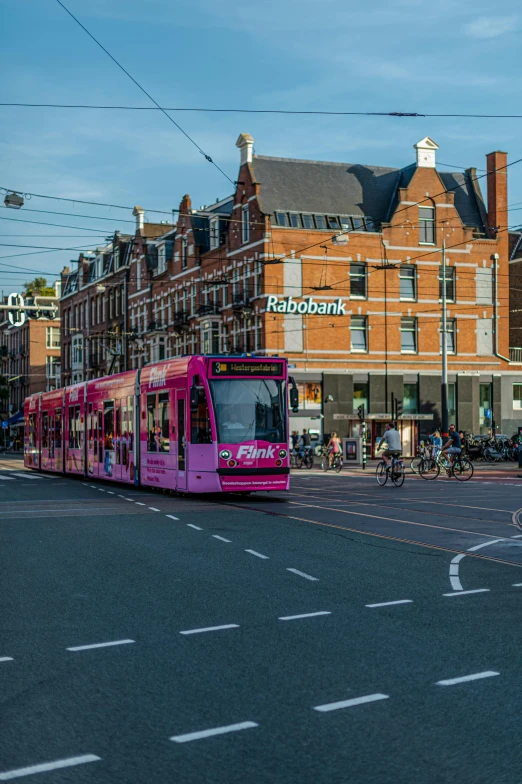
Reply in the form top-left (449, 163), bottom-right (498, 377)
top-left (1, 0), bottom-right (521, 292)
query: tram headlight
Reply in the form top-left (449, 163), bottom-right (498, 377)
top-left (227, 459), bottom-right (236, 467)
top-left (279, 449), bottom-right (287, 458)
top-left (220, 449), bottom-right (231, 460)
top-left (276, 458), bottom-right (282, 466)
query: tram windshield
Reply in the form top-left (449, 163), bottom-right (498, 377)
top-left (209, 378), bottom-right (287, 445)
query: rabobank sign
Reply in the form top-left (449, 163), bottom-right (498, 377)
top-left (266, 295), bottom-right (346, 316)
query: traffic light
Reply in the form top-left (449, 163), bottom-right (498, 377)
top-left (357, 404), bottom-right (365, 421)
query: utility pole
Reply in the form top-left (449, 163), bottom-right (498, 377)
top-left (441, 240), bottom-right (449, 439)
top-left (370, 253), bottom-right (398, 416)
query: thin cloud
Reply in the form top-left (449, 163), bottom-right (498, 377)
top-left (464, 16), bottom-right (518, 39)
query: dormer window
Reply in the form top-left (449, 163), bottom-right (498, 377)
top-left (419, 206), bottom-right (435, 244)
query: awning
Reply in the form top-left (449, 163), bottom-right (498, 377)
top-left (7, 410), bottom-right (24, 426)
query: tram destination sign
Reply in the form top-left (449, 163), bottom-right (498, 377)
top-left (211, 360), bottom-right (284, 377)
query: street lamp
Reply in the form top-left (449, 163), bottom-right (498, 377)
top-left (4, 192), bottom-right (24, 209)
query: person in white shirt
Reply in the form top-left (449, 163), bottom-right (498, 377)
top-left (378, 422), bottom-right (402, 467)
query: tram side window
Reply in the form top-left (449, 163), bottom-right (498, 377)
top-left (115, 404), bottom-right (121, 465)
top-left (128, 397), bottom-right (134, 451)
top-left (190, 386), bottom-right (213, 444)
top-left (68, 405), bottom-right (81, 448)
top-left (29, 413), bottom-right (37, 448)
top-left (147, 391), bottom-right (170, 453)
top-left (104, 401), bottom-right (114, 449)
top-left (68, 406), bottom-right (74, 448)
top-left (88, 403), bottom-right (93, 450)
top-left (74, 405), bottom-right (82, 448)
top-left (55, 409), bottom-right (62, 448)
top-left (42, 412), bottom-right (48, 449)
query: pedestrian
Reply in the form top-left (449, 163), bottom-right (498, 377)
top-left (291, 430), bottom-right (299, 450)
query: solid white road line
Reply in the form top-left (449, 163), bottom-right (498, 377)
top-left (212, 535), bottom-right (231, 542)
top-left (187, 523), bottom-right (202, 530)
top-left (365, 600), bottom-right (413, 608)
top-left (11, 473), bottom-right (43, 480)
top-left (179, 624), bottom-right (239, 635)
top-left (245, 549), bottom-right (269, 559)
top-left (0, 476), bottom-right (15, 481)
top-left (279, 611), bottom-right (331, 621)
top-left (0, 657), bottom-right (13, 663)
top-left (287, 568), bottom-right (318, 581)
top-left (166, 514), bottom-right (180, 521)
top-left (148, 507), bottom-right (160, 512)
top-left (0, 754), bottom-right (101, 781)
top-left (436, 671), bottom-right (499, 686)
top-left (67, 639), bottom-right (135, 652)
top-left (170, 721), bottom-right (258, 743)
top-left (314, 693), bottom-right (389, 712)
top-left (443, 588), bottom-right (490, 597)
top-left (447, 538), bottom-right (512, 593)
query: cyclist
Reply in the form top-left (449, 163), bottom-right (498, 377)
top-left (378, 422), bottom-right (402, 468)
top-left (441, 424), bottom-right (461, 467)
top-left (326, 431), bottom-right (341, 467)
top-left (297, 428), bottom-right (311, 460)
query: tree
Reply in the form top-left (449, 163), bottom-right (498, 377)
top-left (23, 277), bottom-right (56, 297)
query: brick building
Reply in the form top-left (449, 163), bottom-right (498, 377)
top-left (0, 293), bottom-right (61, 434)
top-left (61, 133), bottom-right (522, 453)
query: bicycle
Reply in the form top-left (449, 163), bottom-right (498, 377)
top-left (410, 444), bottom-right (430, 474)
top-left (420, 450), bottom-right (474, 481)
top-left (321, 448), bottom-right (343, 473)
top-left (297, 446), bottom-right (314, 469)
top-left (376, 452), bottom-right (405, 487)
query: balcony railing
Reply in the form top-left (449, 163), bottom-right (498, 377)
top-left (510, 347), bottom-right (522, 362)
top-left (173, 309), bottom-right (190, 328)
top-left (231, 288), bottom-right (253, 312)
top-left (197, 301), bottom-right (220, 316)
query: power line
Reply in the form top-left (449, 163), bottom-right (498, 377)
top-left (7, 101), bottom-right (522, 120)
top-left (54, 0), bottom-right (235, 186)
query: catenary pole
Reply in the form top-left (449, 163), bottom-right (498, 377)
top-left (441, 240), bottom-right (449, 438)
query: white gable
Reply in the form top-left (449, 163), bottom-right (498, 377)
top-left (414, 137), bottom-right (439, 168)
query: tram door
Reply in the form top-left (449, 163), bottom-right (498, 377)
top-left (48, 412), bottom-right (55, 469)
top-left (113, 400), bottom-right (122, 482)
top-left (176, 391), bottom-right (187, 491)
top-left (54, 408), bottom-right (62, 472)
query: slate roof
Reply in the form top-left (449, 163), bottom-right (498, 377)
top-left (251, 155), bottom-right (487, 232)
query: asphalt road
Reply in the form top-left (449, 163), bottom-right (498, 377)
top-left (2, 456), bottom-right (522, 783)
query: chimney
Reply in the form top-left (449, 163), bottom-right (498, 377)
top-left (133, 205), bottom-right (145, 232)
top-left (414, 137), bottom-right (439, 168)
top-left (236, 133), bottom-right (254, 166)
top-left (486, 151), bottom-right (508, 242)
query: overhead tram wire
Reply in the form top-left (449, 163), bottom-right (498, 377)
top-left (7, 101), bottom-right (522, 120)
top-left (54, 0), bottom-right (235, 187)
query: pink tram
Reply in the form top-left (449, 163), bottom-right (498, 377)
top-left (24, 355), bottom-right (298, 494)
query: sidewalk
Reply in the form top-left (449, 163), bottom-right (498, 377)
top-left (301, 458), bottom-right (522, 475)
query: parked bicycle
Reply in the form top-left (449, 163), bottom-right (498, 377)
top-left (376, 453), bottom-right (405, 487)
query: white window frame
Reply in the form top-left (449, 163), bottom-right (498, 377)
top-left (242, 205), bottom-right (250, 244)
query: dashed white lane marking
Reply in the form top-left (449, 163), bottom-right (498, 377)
top-left (443, 588), bottom-right (490, 597)
top-left (436, 671), bottom-right (499, 686)
top-left (187, 523), bottom-right (202, 530)
top-left (0, 657), bottom-right (13, 663)
top-left (67, 639), bottom-right (135, 652)
top-left (107, 491), bottom-right (115, 495)
top-left (98, 489), bottom-right (105, 492)
top-left (512, 583), bottom-right (522, 587)
top-left (365, 600), bottom-right (413, 608)
top-left (287, 568), bottom-right (318, 581)
top-left (170, 721), bottom-right (258, 743)
top-left (117, 494), bottom-right (126, 498)
top-left (212, 535), bottom-right (231, 543)
top-left (180, 624), bottom-right (239, 635)
top-left (148, 507), bottom-right (160, 512)
top-left (166, 514), bottom-right (180, 521)
top-left (245, 549), bottom-right (269, 559)
top-left (279, 611), bottom-right (331, 621)
top-left (314, 693), bottom-right (389, 712)
top-left (91, 486), bottom-right (97, 489)
top-left (0, 476), bottom-right (15, 481)
top-left (0, 754), bottom-right (101, 781)
top-left (448, 539), bottom-right (508, 592)
top-left (512, 534), bottom-right (522, 538)
top-left (136, 502), bottom-right (146, 506)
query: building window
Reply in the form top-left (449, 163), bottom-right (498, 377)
top-left (209, 218), bottom-right (219, 250)
top-left (275, 212), bottom-right (289, 227)
top-left (350, 316), bottom-right (367, 352)
top-left (301, 214), bottom-right (314, 229)
top-left (514, 384), bottom-right (522, 409)
top-left (400, 265), bottom-right (416, 300)
top-left (352, 216), bottom-right (364, 230)
top-left (242, 205), bottom-right (250, 244)
top-left (400, 317), bottom-right (417, 352)
top-left (46, 327), bottom-right (60, 349)
top-left (327, 216), bottom-right (340, 230)
top-left (439, 266), bottom-right (456, 302)
top-left (158, 244), bottom-right (167, 274)
top-left (440, 318), bottom-right (456, 354)
top-left (350, 263), bottom-right (367, 298)
top-left (403, 383), bottom-right (418, 414)
top-left (289, 214), bottom-right (301, 228)
top-left (314, 215), bottom-right (327, 229)
top-left (253, 260), bottom-right (262, 297)
top-left (419, 206), bottom-right (435, 244)
top-left (353, 382), bottom-right (368, 414)
top-left (182, 237), bottom-right (188, 270)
